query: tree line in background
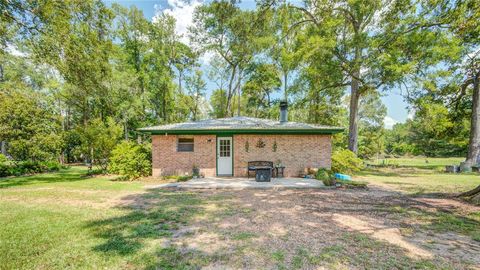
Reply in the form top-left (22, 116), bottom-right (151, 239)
top-left (0, 0), bottom-right (478, 170)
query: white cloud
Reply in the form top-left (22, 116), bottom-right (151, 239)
top-left (384, 116), bottom-right (398, 129)
top-left (464, 48), bottom-right (480, 65)
top-left (407, 110), bottom-right (415, 120)
top-left (153, 0), bottom-right (202, 45)
top-left (6, 44), bottom-right (27, 57)
top-left (200, 50), bottom-right (215, 64)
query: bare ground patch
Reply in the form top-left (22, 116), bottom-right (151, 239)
top-left (95, 186), bottom-right (480, 269)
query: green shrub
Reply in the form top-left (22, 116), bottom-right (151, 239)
top-left (15, 161), bottom-right (41, 175)
top-left (331, 149), bottom-right (363, 174)
top-left (338, 179), bottom-right (368, 189)
top-left (162, 175), bottom-right (193, 182)
top-left (16, 161), bottom-right (62, 175)
top-left (86, 168), bottom-right (104, 177)
top-left (0, 161), bottom-right (62, 177)
top-left (0, 154), bottom-right (7, 163)
top-left (108, 141), bottom-right (151, 180)
top-left (374, 159), bottom-right (399, 168)
top-left (316, 168), bottom-right (336, 186)
top-left (176, 175), bottom-right (192, 182)
top-left (315, 168), bottom-right (331, 180)
top-left (43, 161), bottom-right (63, 171)
top-left (0, 163), bottom-right (11, 177)
top-left (113, 175), bottom-right (130, 181)
top-left (322, 177), bottom-right (336, 186)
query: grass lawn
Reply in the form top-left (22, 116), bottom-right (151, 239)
top-left (0, 167), bottom-right (263, 269)
top-left (356, 166), bottom-right (480, 244)
top-left (1, 165), bottom-right (480, 269)
top-left (367, 157), bottom-right (465, 169)
top-left (357, 167), bottom-right (480, 194)
top-left (0, 166), bottom-right (208, 269)
top-left (0, 167), bottom-right (147, 269)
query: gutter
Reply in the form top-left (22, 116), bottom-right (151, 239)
top-left (136, 128), bottom-right (345, 135)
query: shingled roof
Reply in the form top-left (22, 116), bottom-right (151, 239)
top-left (138, 116), bottom-right (344, 135)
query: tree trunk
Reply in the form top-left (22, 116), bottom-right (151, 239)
top-left (0, 63), bottom-right (4, 82)
top-left (466, 70), bottom-right (480, 165)
top-left (178, 71), bottom-right (183, 94)
top-left (124, 119), bottom-right (129, 140)
top-left (237, 86), bottom-right (241, 116)
top-left (347, 19), bottom-right (362, 154)
top-left (237, 69), bottom-right (242, 116)
top-left (283, 71), bottom-right (288, 101)
top-left (139, 74), bottom-right (145, 120)
top-left (1, 141), bottom-right (6, 156)
top-left (472, 193), bottom-right (480, 204)
top-left (192, 97), bottom-right (198, 121)
top-left (456, 184), bottom-right (480, 205)
top-left (226, 65), bottom-right (237, 116)
top-left (457, 184), bottom-right (480, 197)
top-left (89, 147), bottom-right (93, 171)
top-left (162, 93), bottom-right (167, 122)
top-left (348, 71), bottom-right (361, 154)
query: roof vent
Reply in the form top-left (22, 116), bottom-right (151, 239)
top-left (279, 101), bottom-right (288, 123)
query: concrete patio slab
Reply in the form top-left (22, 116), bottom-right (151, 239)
top-left (147, 177), bottom-right (325, 190)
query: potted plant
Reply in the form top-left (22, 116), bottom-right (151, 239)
top-left (275, 159), bottom-right (282, 167)
top-left (299, 169), bottom-right (306, 178)
top-left (192, 164), bottom-right (200, 178)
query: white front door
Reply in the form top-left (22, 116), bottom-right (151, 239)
top-left (217, 137), bottom-right (233, 176)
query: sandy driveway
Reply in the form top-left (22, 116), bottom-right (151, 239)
top-left (142, 185), bottom-right (480, 269)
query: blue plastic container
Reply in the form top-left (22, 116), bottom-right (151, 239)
top-left (334, 173), bottom-right (351, 181)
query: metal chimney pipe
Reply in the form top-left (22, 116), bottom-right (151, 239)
top-left (279, 101), bottom-right (288, 123)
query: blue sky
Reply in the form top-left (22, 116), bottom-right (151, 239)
top-left (105, 0), bottom-right (411, 127)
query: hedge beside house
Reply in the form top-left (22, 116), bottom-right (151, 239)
top-left (108, 141), bottom-right (151, 180)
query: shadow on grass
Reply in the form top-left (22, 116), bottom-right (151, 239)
top-left (356, 168), bottom-right (417, 178)
top-left (85, 188), bottom-right (218, 269)
top-left (0, 167), bottom-right (88, 189)
top-left (410, 191), bottom-right (453, 198)
top-left (84, 186), bottom-right (480, 269)
top-left (386, 202), bottom-right (480, 242)
top-left (346, 189), bottom-right (479, 239)
top-left (305, 189), bottom-right (479, 227)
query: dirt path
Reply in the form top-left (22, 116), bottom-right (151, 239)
top-left (155, 186), bottom-right (480, 269)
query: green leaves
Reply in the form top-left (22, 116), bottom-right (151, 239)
top-left (0, 90), bottom-right (62, 161)
top-left (191, 0), bottom-right (272, 115)
top-left (385, 98), bottom-right (470, 157)
top-left (108, 141), bottom-right (151, 180)
top-left (242, 63), bottom-right (281, 118)
top-left (1, 0), bottom-right (477, 164)
top-left (76, 117), bottom-right (123, 171)
top-left (331, 149), bottom-right (363, 174)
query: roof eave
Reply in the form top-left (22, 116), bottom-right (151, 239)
top-left (136, 128), bottom-right (344, 135)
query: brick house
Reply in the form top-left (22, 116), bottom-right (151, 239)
top-left (138, 103), bottom-right (343, 177)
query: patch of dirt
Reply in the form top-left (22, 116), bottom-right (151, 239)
top-left (412, 232), bottom-right (480, 265)
top-left (412, 197), bottom-right (480, 215)
top-left (332, 213), bottom-right (433, 258)
top-left (127, 185), bottom-right (480, 269)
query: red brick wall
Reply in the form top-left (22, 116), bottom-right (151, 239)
top-left (233, 134), bottom-right (331, 177)
top-left (152, 135), bottom-right (216, 177)
top-left (151, 134), bottom-right (332, 178)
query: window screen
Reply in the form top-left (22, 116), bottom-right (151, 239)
top-left (177, 137), bottom-right (194, 152)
